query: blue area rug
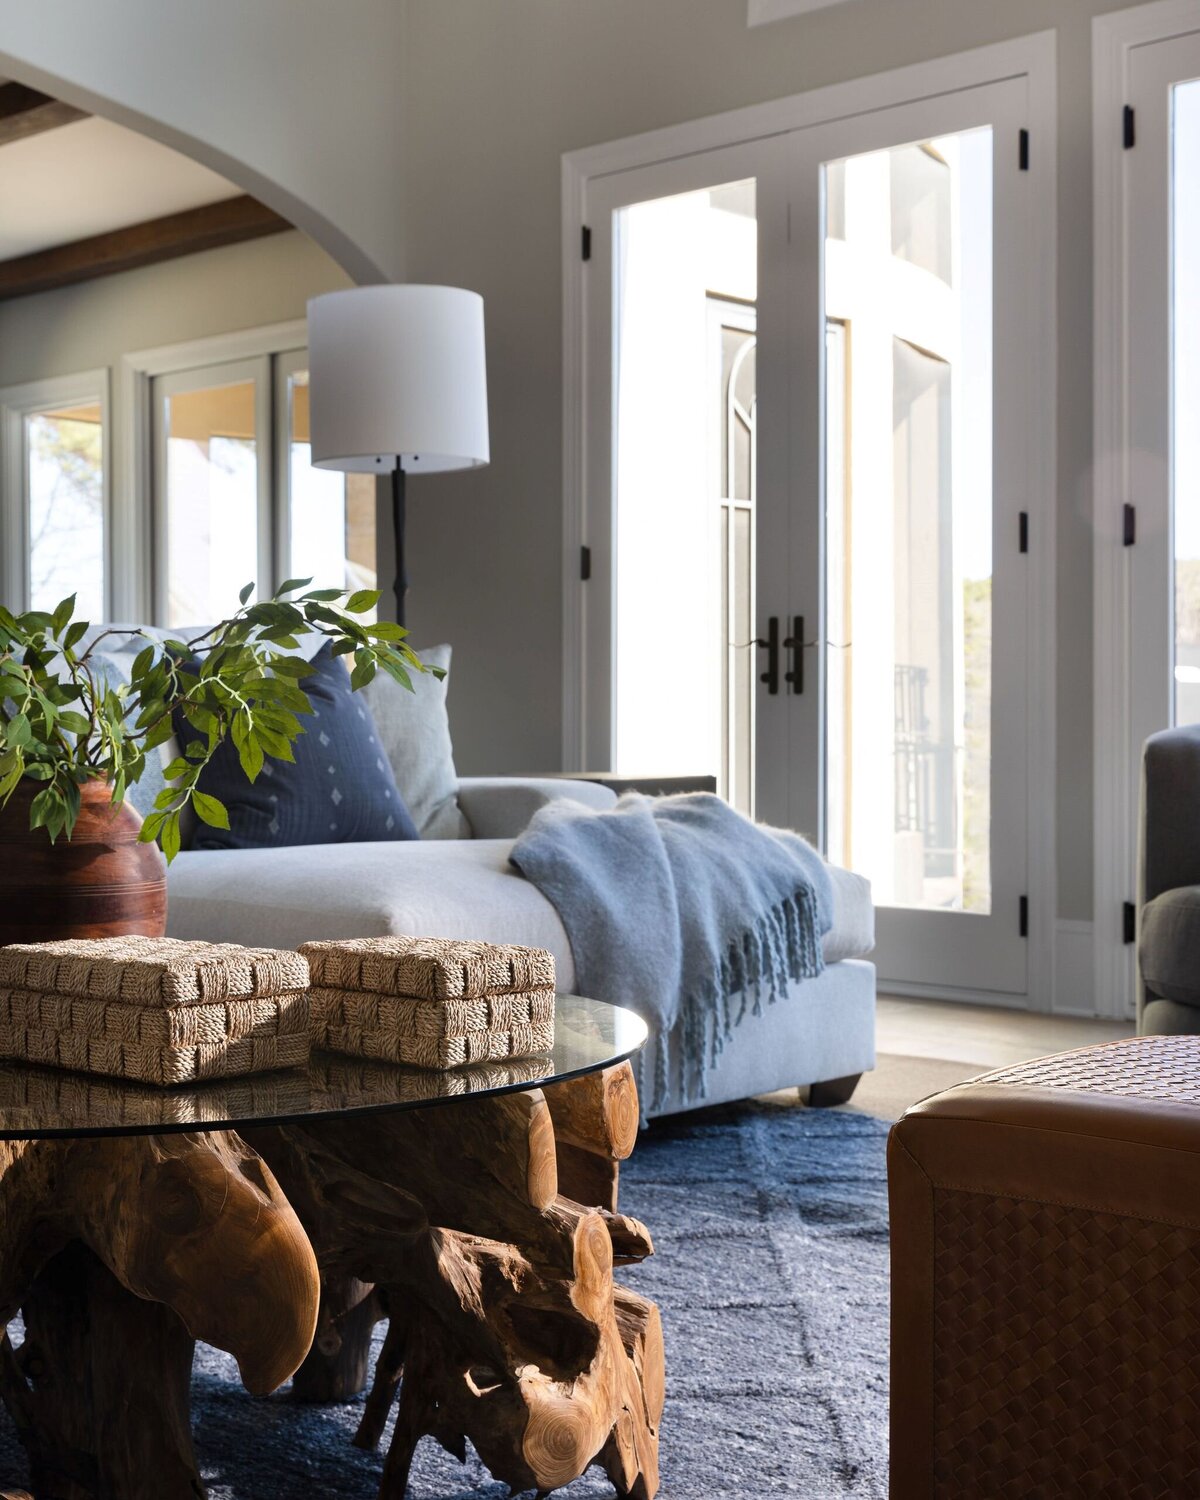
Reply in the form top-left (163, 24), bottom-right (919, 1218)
top-left (0, 1101), bottom-right (891, 1498)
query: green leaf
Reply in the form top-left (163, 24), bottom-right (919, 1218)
top-left (346, 589), bottom-right (381, 614)
top-left (191, 791), bottom-right (230, 830)
top-left (379, 655), bottom-right (414, 692)
top-left (269, 657), bottom-right (315, 679)
top-left (143, 717), bottom-right (176, 753)
top-left (367, 622), bottom-right (407, 642)
top-left (238, 582), bottom-right (255, 606)
top-left (350, 651), bottom-right (377, 691)
top-left (28, 786), bottom-right (60, 832)
top-left (161, 811), bottom-right (182, 863)
top-left (302, 588), bottom-right (344, 602)
top-left (237, 732), bottom-right (264, 783)
top-left (6, 713), bottom-right (31, 749)
top-left (51, 595), bottom-right (77, 635)
top-left (131, 644), bottom-right (156, 680)
top-left (63, 620), bottom-right (89, 651)
top-left (139, 811), bottom-right (166, 843)
top-left (331, 639), bottom-right (357, 657)
top-left (275, 577), bottom-right (314, 597)
top-left (57, 711), bottom-right (91, 736)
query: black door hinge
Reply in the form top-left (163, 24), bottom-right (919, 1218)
top-left (1123, 502), bottom-right (1136, 546)
top-left (1019, 511), bottom-right (1029, 553)
top-left (1019, 129), bottom-right (1030, 171)
top-left (581, 225), bottom-right (592, 261)
top-left (580, 545), bottom-right (592, 581)
top-left (1019, 895), bottom-right (1029, 938)
top-left (1123, 900), bottom-right (1137, 944)
top-left (1123, 105), bottom-right (1136, 150)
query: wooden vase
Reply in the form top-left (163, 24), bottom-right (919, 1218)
top-left (0, 779), bottom-right (168, 945)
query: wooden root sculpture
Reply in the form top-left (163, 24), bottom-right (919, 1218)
top-left (0, 1131), bottom-right (320, 1500)
top-left (251, 1061), bottom-right (663, 1498)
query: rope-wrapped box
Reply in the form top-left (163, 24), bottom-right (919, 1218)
top-left (0, 937), bottom-right (311, 1086)
top-left (300, 936), bottom-right (557, 1071)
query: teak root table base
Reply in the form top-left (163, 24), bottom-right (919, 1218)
top-left (0, 1061), bottom-right (663, 1500)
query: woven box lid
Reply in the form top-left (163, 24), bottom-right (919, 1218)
top-left (0, 937), bottom-right (309, 1008)
top-left (299, 936), bottom-right (556, 1001)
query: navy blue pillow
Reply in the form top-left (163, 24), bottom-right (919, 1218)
top-left (176, 643), bottom-right (419, 850)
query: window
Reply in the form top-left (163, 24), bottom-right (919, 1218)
top-left (151, 344), bottom-right (376, 627)
top-left (0, 374), bottom-right (109, 618)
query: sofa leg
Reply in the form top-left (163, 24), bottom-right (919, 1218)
top-left (804, 1073), bottom-right (863, 1108)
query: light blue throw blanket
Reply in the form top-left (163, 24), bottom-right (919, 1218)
top-left (510, 792), bottom-right (833, 1109)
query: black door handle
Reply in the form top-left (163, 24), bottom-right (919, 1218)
top-left (757, 616), bottom-right (779, 695)
top-left (783, 615), bottom-right (804, 695)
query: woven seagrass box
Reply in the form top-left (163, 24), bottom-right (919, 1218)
top-left (0, 937), bottom-right (311, 1087)
top-left (300, 935), bottom-right (557, 1071)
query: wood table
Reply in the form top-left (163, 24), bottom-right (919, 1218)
top-left (0, 996), bottom-right (661, 1500)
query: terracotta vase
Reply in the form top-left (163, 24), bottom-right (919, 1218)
top-left (0, 779), bottom-right (168, 945)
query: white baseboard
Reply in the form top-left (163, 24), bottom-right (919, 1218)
top-left (1053, 920), bottom-right (1097, 1015)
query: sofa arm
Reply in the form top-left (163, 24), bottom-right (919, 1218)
top-left (456, 777), bottom-right (618, 840)
top-left (1140, 726), bottom-right (1200, 907)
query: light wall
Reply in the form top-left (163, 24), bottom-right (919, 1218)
top-left (401, 0), bottom-right (1144, 923)
top-left (0, 231), bottom-right (350, 390)
top-left (0, 0), bottom-right (406, 282)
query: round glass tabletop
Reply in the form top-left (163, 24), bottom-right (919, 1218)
top-left (0, 995), bottom-right (648, 1141)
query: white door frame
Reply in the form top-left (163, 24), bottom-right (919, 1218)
top-left (562, 31), bottom-right (1059, 1008)
top-left (1092, 0), bottom-right (1200, 1021)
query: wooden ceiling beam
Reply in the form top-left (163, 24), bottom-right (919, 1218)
top-left (0, 196), bottom-right (293, 302)
top-left (0, 82), bottom-right (88, 147)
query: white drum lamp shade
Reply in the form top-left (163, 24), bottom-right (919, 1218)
top-left (307, 285), bottom-right (490, 474)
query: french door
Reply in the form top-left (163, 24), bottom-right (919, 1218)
top-left (579, 71), bottom-right (1042, 997)
top-left (1126, 33), bottom-right (1200, 830)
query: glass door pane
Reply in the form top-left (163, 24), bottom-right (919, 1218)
top-left (26, 402), bottom-right (104, 618)
top-left (158, 374), bottom-right (261, 628)
top-left (612, 178), bottom-right (757, 808)
top-left (823, 129), bottom-right (993, 912)
top-left (1175, 78), bottom-right (1200, 726)
top-left (285, 367), bottom-right (378, 618)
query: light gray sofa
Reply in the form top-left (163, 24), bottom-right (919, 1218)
top-left (79, 622), bottom-right (876, 1117)
top-left (167, 773), bottom-right (877, 1119)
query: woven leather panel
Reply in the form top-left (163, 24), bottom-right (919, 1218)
top-left (931, 1186), bottom-right (1200, 1497)
top-left (977, 1034), bottom-right (1200, 1105)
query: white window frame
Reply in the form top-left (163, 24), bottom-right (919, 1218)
top-left (562, 31), bottom-right (1059, 1008)
top-left (119, 320), bottom-right (306, 624)
top-left (1092, 0), bottom-right (1200, 1020)
top-left (0, 369), bottom-right (112, 617)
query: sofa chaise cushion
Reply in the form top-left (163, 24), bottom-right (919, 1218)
top-left (166, 836), bottom-right (874, 989)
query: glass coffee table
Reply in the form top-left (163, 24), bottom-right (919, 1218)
top-left (0, 996), bottom-right (663, 1500)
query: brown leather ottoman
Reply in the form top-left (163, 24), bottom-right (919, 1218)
top-left (889, 1036), bottom-right (1200, 1498)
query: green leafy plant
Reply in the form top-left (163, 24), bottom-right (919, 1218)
top-left (0, 581), bottom-right (438, 862)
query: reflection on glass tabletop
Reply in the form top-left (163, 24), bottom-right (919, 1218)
top-left (0, 995), bottom-right (648, 1141)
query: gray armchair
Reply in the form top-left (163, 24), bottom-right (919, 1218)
top-left (1138, 724), bottom-right (1200, 1033)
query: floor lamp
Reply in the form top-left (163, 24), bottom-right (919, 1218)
top-left (307, 285), bottom-right (490, 627)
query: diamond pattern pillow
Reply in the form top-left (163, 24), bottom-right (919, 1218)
top-left (176, 642), bottom-right (419, 850)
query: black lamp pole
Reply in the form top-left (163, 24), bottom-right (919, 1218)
top-left (391, 462), bottom-right (408, 628)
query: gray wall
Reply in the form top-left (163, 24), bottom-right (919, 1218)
top-left (0, 231), bottom-right (350, 389)
top-left (402, 0), bottom-right (1133, 922)
top-left (0, 0), bottom-right (407, 280)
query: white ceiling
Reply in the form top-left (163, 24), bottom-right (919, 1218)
top-left (0, 115), bottom-right (241, 261)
